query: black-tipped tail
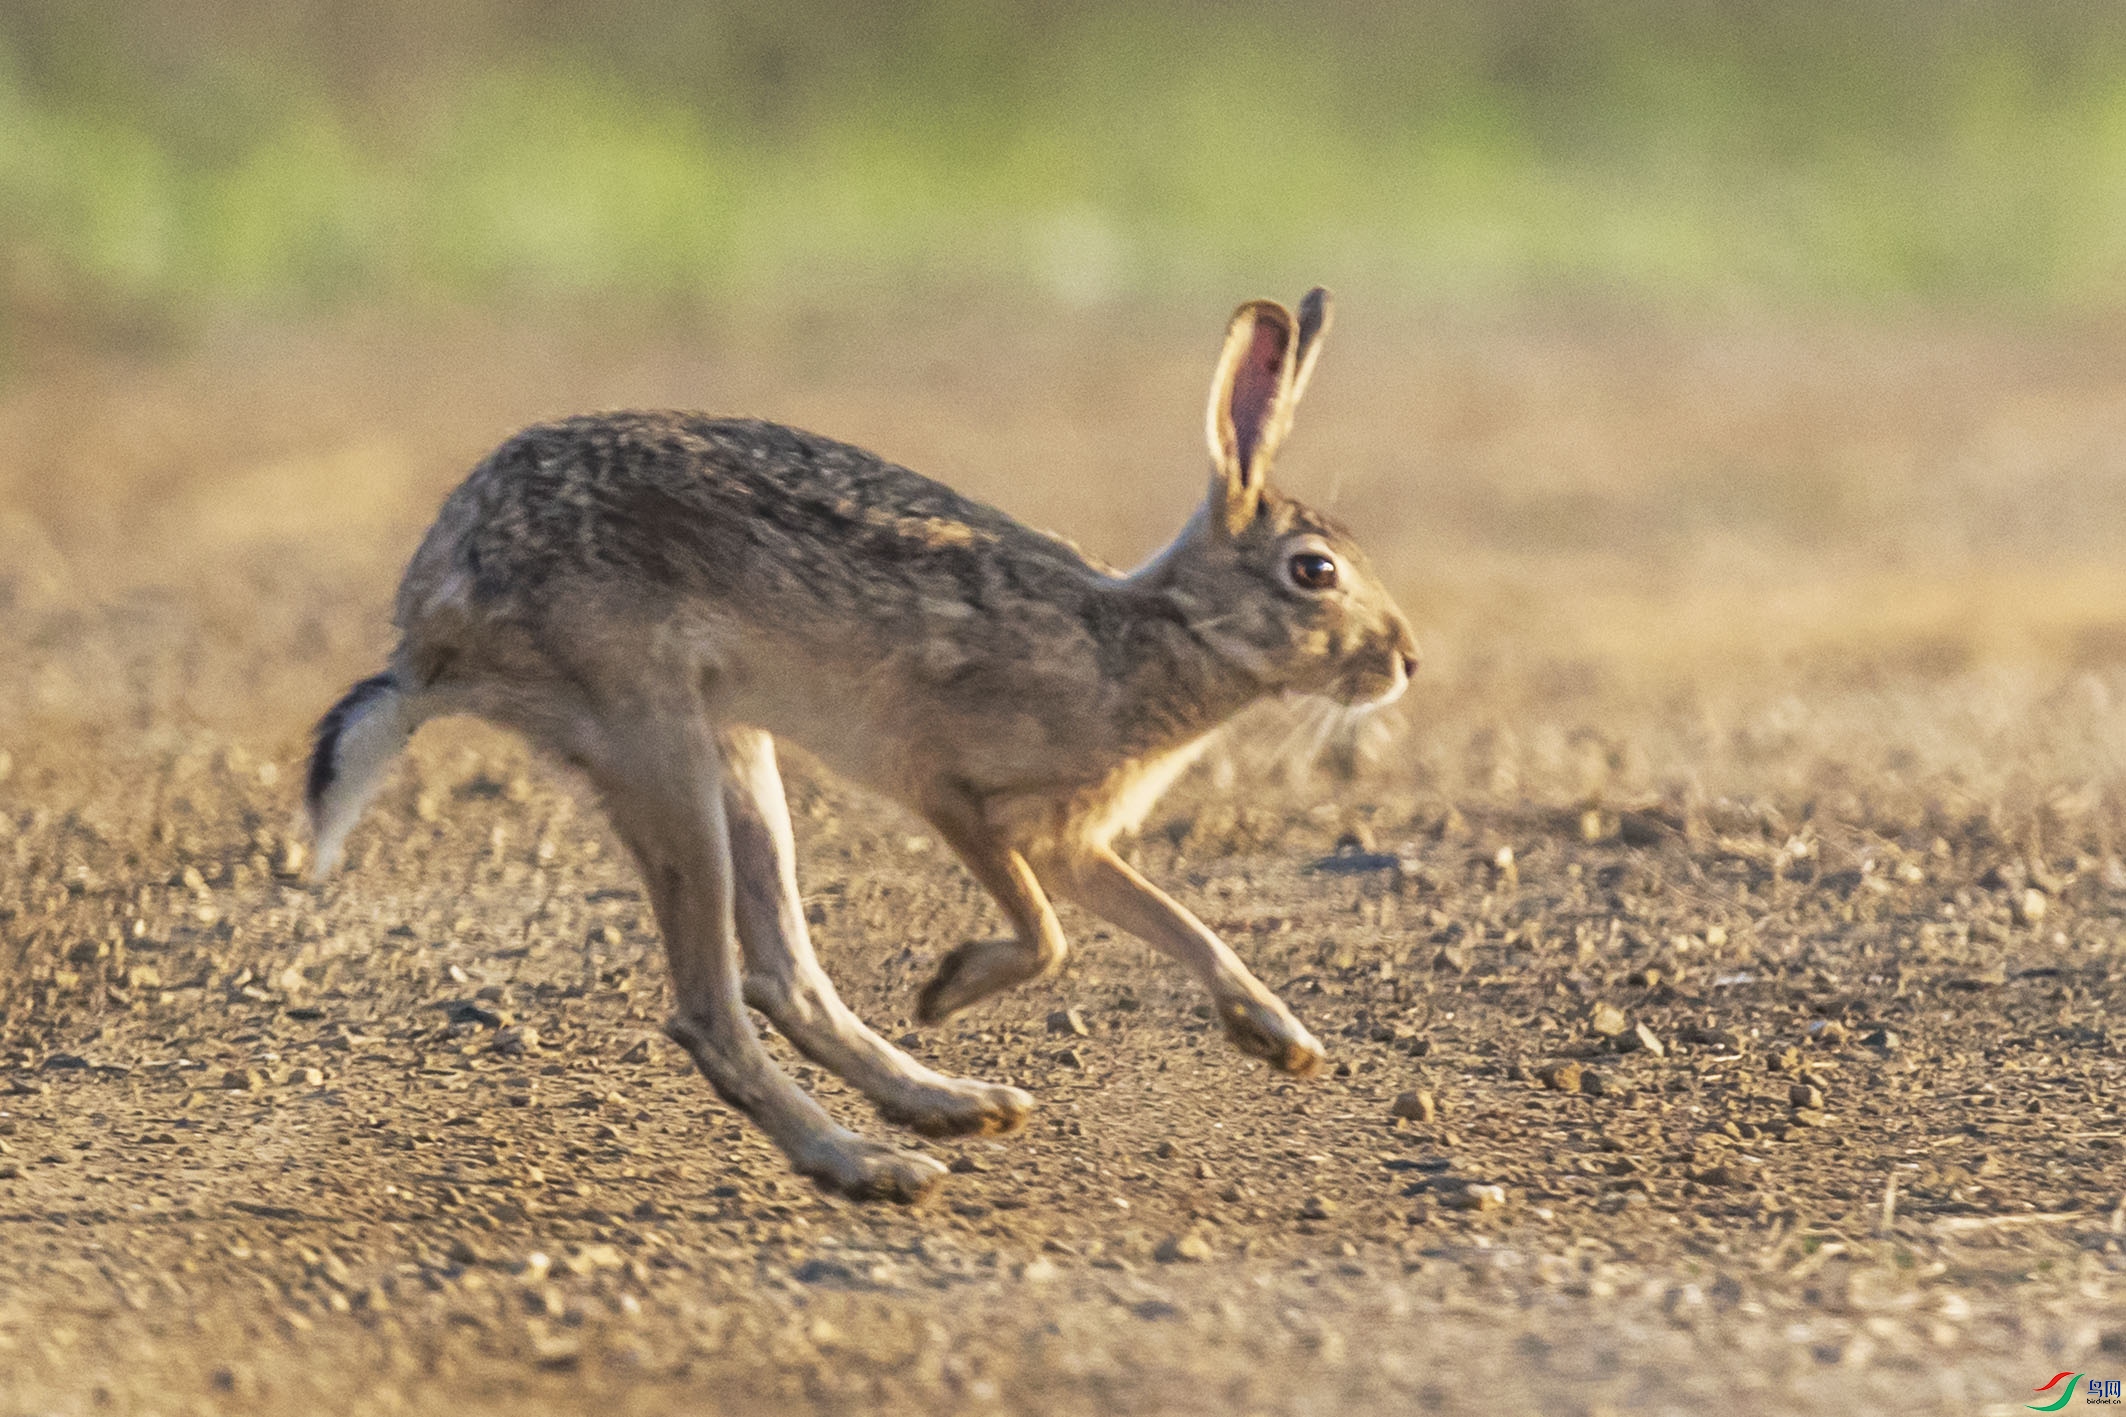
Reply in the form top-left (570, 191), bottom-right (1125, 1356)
top-left (306, 673), bottom-right (397, 812)
top-left (306, 672), bottom-right (409, 878)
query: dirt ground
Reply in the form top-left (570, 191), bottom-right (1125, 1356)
top-left (2, 308), bottom-right (2124, 1416)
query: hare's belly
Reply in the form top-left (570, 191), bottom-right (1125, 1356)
top-left (716, 653), bottom-right (931, 796)
top-left (734, 692), bottom-right (906, 795)
top-left (712, 617), bottom-right (1100, 799)
top-left (722, 662), bottom-right (1101, 812)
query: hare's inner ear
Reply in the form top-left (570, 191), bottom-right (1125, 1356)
top-left (1228, 317), bottom-right (1288, 474)
top-left (1206, 299), bottom-right (1297, 535)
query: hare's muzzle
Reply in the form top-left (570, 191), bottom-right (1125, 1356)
top-left (1363, 623), bottom-right (1419, 707)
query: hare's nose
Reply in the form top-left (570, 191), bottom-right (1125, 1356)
top-left (1392, 619), bottom-right (1421, 681)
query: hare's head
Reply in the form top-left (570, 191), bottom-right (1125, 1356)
top-left (1143, 290), bottom-right (1418, 708)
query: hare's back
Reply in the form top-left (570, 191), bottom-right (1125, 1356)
top-left (403, 411), bottom-right (1083, 624)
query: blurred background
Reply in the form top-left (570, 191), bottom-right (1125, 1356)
top-left (3, 0), bottom-right (2125, 819)
top-left (6, 0), bottom-right (2126, 338)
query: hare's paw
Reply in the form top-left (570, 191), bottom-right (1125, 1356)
top-left (878, 1078), bottom-right (1034, 1138)
top-left (916, 938), bottom-right (1042, 1023)
top-left (791, 1131), bottom-right (949, 1204)
top-left (1217, 994), bottom-right (1327, 1078)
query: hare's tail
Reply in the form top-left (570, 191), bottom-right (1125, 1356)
top-left (305, 670), bottom-right (413, 880)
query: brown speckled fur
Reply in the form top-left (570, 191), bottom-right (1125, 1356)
top-left (307, 291), bottom-right (1418, 1204)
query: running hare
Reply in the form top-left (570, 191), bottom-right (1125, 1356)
top-left (306, 289), bottom-right (1418, 1202)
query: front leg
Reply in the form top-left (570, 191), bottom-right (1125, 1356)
top-left (915, 792), bottom-right (1068, 1024)
top-left (1042, 846), bottom-right (1325, 1077)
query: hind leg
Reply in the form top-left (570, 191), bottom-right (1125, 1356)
top-left (720, 728), bottom-right (1033, 1137)
top-left (580, 704), bottom-right (945, 1203)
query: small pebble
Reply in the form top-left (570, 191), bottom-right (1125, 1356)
top-left (1539, 1062), bottom-right (1583, 1093)
top-left (493, 1026), bottom-right (540, 1057)
top-left (532, 1334), bottom-right (581, 1369)
top-left (1443, 1183), bottom-right (1507, 1212)
top-left (1046, 1008), bottom-right (1089, 1037)
top-left (1154, 1232), bottom-right (1213, 1263)
top-left (1591, 1003), bottom-right (1629, 1038)
top-left (1628, 1023), bottom-right (1666, 1058)
top-left (1389, 1090), bottom-right (1437, 1123)
top-left (1299, 1195), bottom-right (1338, 1220)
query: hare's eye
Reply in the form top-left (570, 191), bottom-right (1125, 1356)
top-left (1287, 551), bottom-right (1338, 592)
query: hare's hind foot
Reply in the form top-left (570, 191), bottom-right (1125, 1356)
top-left (664, 1013), bottom-right (947, 1203)
top-left (916, 937), bottom-right (1052, 1024)
top-left (741, 972), bottom-right (1032, 1137)
top-left (789, 1130), bottom-right (950, 1204)
top-left (873, 1076), bottom-right (1032, 1138)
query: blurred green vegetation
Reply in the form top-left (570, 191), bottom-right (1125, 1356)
top-left (3, 0), bottom-right (2125, 335)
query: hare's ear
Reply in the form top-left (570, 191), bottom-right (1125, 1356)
top-left (1290, 286), bottom-right (1334, 406)
top-left (1206, 298), bottom-right (1298, 534)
